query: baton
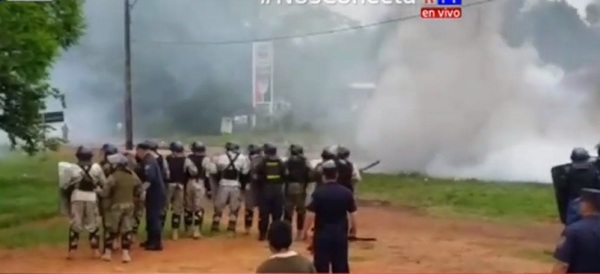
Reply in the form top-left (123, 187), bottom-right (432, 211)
top-left (359, 160), bottom-right (381, 172)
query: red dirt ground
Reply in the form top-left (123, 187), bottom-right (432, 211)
top-left (0, 205), bottom-right (561, 273)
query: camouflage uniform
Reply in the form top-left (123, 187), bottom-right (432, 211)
top-left (186, 152), bottom-right (215, 238)
top-left (99, 157), bottom-right (142, 262)
top-left (164, 142), bottom-right (197, 240)
top-left (244, 153), bottom-right (263, 233)
top-left (63, 146), bottom-right (107, 259)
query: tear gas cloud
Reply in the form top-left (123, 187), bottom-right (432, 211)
top-left (355, 0), bottom-right (600, 182)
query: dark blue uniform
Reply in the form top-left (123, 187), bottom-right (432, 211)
top-left (142, 154), bottom-right (166, 249)
top-left (554, 214), bottom-right (600, 273)
top-left (307, 183), bottom-right (356, 273)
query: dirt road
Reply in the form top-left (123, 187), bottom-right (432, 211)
top-left (0, 204), bottom-right (559, 273)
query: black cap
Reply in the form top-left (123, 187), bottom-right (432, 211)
top-left (581, 188), bottom-right (600, 209)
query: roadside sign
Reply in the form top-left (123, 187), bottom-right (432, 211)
top-left (42, 111), bottom-right (64, 123)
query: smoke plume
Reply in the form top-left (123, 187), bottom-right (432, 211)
top-left (356, 0), bottom-right (600, 182)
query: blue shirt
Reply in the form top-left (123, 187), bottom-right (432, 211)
top-left (554, 214), bottom-right (600, 273)
top-left (143, 154), bottom-right (166, 199)
top-left (307, 182), bottom-right (356, 235)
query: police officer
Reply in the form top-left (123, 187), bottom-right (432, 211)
top-left (283, 144), bottom-right (311, 240)
top-left (212, 142), bottom-right (250, 235)
top-left (560, 148), bottom-right (600, 225)
top-left (552, 188), bottom-right (600, 273)
top-left (99, 154), bottom-right (142, 263)
top-left (302, 160), bottom-right (357, 273)
top-left (336, 146), bottom-right (361, 193)
top-left (136, 141), bottom-right (166, 251)
top-left (305, 146), bottom-right (338, 206)
top-left (62, 146), bottom-right (107, 259)
top-left (244, 144), bottom-right (263, 234)
top-left (164, 141), bottom-right (197, 240)
top-left (255, 143), bottom-right (287, 241)
top-left (186, 141), bottom-right (216, 238)
top-left (146, 141), bottom-right (170, 228)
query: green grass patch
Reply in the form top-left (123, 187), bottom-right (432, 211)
top-left (0, 152), bottom-right (558, 248)
top-left (357, 173), bottom-right (556, 222)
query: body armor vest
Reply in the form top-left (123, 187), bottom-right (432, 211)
top-left (286, 156), bottom-right (309, 183)
top-left (222, 153), bottom-right (240, 180)
top-left (77, 164), bottom-right (96, 191)
top-left (336, 159), bottom-right (354, 189)
top-left (265, 158), bottom-right (283, 184)
top-left (166, 155), bottom-right (186, 183)
top-left (188, 154), bottom-right (206, 180)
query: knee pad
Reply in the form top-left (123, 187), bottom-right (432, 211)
top-left (68, 228), bottom-right (80, 250)
top-left (88, 229), bottom-right (100, 249)
top-left (121, 232), bottom-right (132, 250)
top-left (193, 211), bottom-right (203, 226)
top-left (226, 220), bottom-right (236, 231)
top-left (171, 214), bottom-right (181, 228)
top-left (132, 217), bottom-right (140, 233)
top-left (184, 211), bottom-right (193, 227)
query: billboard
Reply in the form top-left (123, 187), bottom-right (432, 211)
top-left (251, 41), bottom-right (274, 112)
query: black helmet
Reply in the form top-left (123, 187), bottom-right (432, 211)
top-left (247, 144), bottom-right (261, 155)
top-left (169, 141), bottom-right (184, 153)
top-left (263, 143), bottom-right (277, 156)
top-left (289, 144), bottom-right (304, 156)
top-left (75, 145), bottom-right (93, 161)
top-left (145, 140), bottom-right (159, 151)
top-left (571, 147), bottom-right (590, 162)
top-left (191, 141), bottom-right (206, 153)
top-left (101, 143), bottom-right (118, 156)
top-left (225, 142), bottom-right (234, 151)
top-left (337, 146), bottom-right (350, 159)
top-left (321, 146), bottom-right (337, 160)
top-left (136, 140), bottom-right (152, 150)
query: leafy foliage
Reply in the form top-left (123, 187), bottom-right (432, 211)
top-left (0, 0), bottom-right (85, 154)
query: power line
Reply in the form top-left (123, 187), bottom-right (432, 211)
top-left (131, 0), bottom-right (496, 45)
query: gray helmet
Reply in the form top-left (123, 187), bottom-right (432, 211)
top-left (145, 140), bottom-right (159, 151)
top-left (247, 144), bottom-right (261, 156)
top-left (191, 141), bottom-right (206, 153)
top-left (169, 141), bottom-right (184, 153)
top-left (321, 145), bottom-right (337, 160)
top-left (571, 147), bottom-right (590, 162)
top-left (101, 143), bottom-right (118, 156)
top-left (337, 146), bottom-right (350, 159)
top-left (75, 145), bottom-right (93, 161)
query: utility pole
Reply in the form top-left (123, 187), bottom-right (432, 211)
top-left (124, 0), bottom-right (133, 150)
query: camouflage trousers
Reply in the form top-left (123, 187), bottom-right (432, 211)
top-left (283, 182), bottom-right (307, 230)
top-left (212, 184), bottom-right (242, 231)
top-left (103, 203), bottom-right (135, 251)
top-left (69, 200), bottom-right (100, 251)
top-left (162, 182), bottom-right (185, 229)
top-left (184, 179), bottom-right (207, 230)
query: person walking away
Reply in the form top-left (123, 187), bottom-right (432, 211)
top-left (552, 188), bottom-right (600, 273)
top-left (62, 146), bottom-right (107, 259)
top-left (99, 154), bottom-right (142, 263)
top-left (255, 143), bottom-right (287, 241)
top-left (302, 160), bottom-right (357, 273)
top-left (164, 141), bottom-right (197, 240)
top-left (186, 141), bottom-right (216, 238)
top-left (283, 144), bottom-right (311, 240)
top-left (136, 141), bottom-right (166, 251)
top-left (244, 144), bottom-right (263, 234)
top-left (256, 220), bottom-right (315, 273)
top-left (212, 142), bottom-right (250, 235)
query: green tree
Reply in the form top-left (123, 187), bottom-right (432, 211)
top-left (0, 0), bottom-right (85, 154)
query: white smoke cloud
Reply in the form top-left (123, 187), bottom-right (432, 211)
top-left (355, 0), bottom-right (600, 182)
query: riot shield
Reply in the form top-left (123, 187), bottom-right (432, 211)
top-left (551, 163), bottom-right (571, 224)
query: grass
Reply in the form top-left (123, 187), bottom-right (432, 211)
top-left (0, 150), bottom-right (557, 248)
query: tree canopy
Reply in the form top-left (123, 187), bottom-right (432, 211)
top-left (0, 0), bottom-right (85, 153)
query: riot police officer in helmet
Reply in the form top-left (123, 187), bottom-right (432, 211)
top-left (284, 144), bottom-right (311, 240)
top-left (554, 148), bottom-right (600, 226)
top-left (255, 143), bottom-right (287, 241)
